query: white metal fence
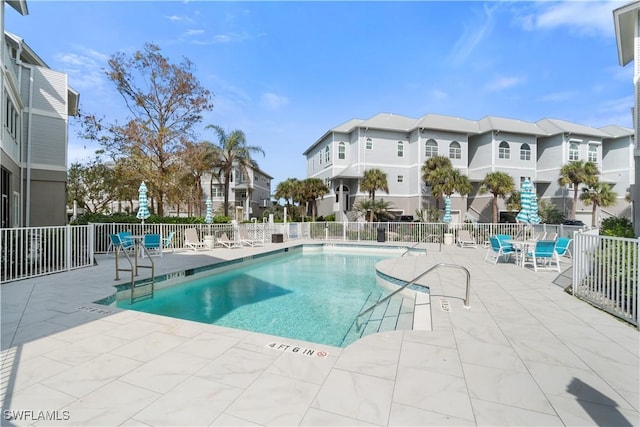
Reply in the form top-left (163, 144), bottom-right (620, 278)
top-left (1, 225), bottom-right (94, 283)
top-left (2, 221), bottom-right (636, 328)
top-left (573, 230), bottom-right (639, 328)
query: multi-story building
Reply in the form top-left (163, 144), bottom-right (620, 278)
top-left (614, 1), bottom-right (640, 236)
top-left (304, 112), bottom-right (634, 225)
top-left (1, 0), bottom-right (79, 227)
top-left (199, 163), bottom-right (272, 222)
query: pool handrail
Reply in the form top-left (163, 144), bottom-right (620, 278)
top-left (355, 263), bottom-right (471, 331)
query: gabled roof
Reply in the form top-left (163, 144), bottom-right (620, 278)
top-left (536, 118), bottom-right (611, 138)
top-left (613, 1), bottom-right (640, 66)
top-left (332, 118), bottom-right (364, 133)
top-left (6, 0), bottom-right (28, 15)
top-left (478, 116), bottom-right (546, 136)
top-left (416, 114), bottom-right (477, 134)
top-left (333, 164), bottom-right (363, 179)
top-left (360, 113), bottom-right (416, 132)
top-left (600, 124), bottom-right (634, 138)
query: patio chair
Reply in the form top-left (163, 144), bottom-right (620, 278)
top-left (523, 240), bottom-right (561, 272)
top-left (238, 226), bottom-right (263, 247)
top-left (143, 233), bottom-right (162, 256)
top-left (184, 228), bottom-right (208, 251)
top-left (484, 235), bottom-right (516, 264)
top-left (117, 231), bottom-right (135, 248)
top-left (554, 237), bottom-right (573, 260)
top-left (162, 231), bottom-right (176, 252)
top-left (216, 231), bottom-right (241, 249)
top-left (456, 230), bottom-right (477, 248)
top-left (109, 233), bottom-right (134, 255)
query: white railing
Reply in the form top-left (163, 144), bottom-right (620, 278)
top-left (1, 225), bottom-right (94, 283)
top-left (573, 230), bottom-right (639, 328)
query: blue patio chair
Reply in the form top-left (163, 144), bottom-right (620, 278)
top-left (484, 235), bottom-right (516, 264)
top-left (109, 233), bottom-right (134, 254)
top-left (524, 240), bottom-right (560, 272)
top-left (117, 231), bottom-right (135, 249)
top-left (162, 231), bottom-right (176, 252)
top-left (143, 233), bottom-right (162, 255)
top-left (554, 237), bottom-right (572, 260)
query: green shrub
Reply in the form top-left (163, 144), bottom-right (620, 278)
top-left (600, 217), bottom-right (635, 238)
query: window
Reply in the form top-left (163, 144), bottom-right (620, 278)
top-left (319, 151), bottom-right (322, 165)
top-left (4, 97), bottom-right (18, 140)
top-left (1, 168), bottom-right (9, 228)
top-left (520, 143), bottom-right (531, 161)
top-left (338, 142), bottom-right (346, 160)
top-left (397, 175), bottom-right (404, 183)
top-left (449, 141), bottom-right (461, 159)
top-left (211, 185), bottom-right (223, 198)
top-left (325, 146), bottom-right (330, 163)
top-left (588, 144), bottom-right (597, 163)
top-left (366, 138), bottom-right (372, 150)
top-left (12, 191), bottom-right (19, 227)
top-left (425, 139), bottom-right (438, 158)
top-left (498, 141), bottom-right (510, 159)
top-left (569, 143), bottom-right (579, 161)
top-left (397, 141), bottom-right (404, 157)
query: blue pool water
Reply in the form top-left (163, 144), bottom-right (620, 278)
top-left (117, 250), bottom-right (397, 347)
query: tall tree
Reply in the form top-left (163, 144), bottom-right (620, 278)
top-left (67, 152), bottom-right (119, 214)
top-left (479, 171), bottom-right (515, 223)
top-left (79, 43), bottom-right (214, 216)
top-left (179, 141), bottom-right (219, 216)
top-left (558, 160), bottom-right (600, 220)
top-left (205, 125), bottom-right (264, 217)
top-left (274, 178), bottom-right (299, 208)
top-left (580, 182), bottom-right (617, 227)
top-left (298, 178), bottom-right (329, 221)
top-left (360, 168), bottom-right (389, 222)
top-left (421, 155), bottom-right (453, 209)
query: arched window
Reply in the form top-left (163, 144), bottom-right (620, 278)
top-left (425, 139), bottom-right (438, 158)
top-left (325, 145), bottom-right (330, 163)
top-left (588, 144), bottom-right (597, 163)
top-left (569, 143), bottom-right (579, 161)
top-left (397, 141), bottom-right (404, 157)
top-left (338, 142), bottom-right (346, 160)
top-left (498, 141), bottom-right (510, 159)
top-left (449, 141), bottom-right (461, 159)
top-left (520, 143), bottom-right (531, 161)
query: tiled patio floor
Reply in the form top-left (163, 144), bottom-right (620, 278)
top-left (1, 241), bottom-right (639, 426)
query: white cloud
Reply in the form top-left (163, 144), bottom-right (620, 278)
top-left (55, 48), bottom-right (109, 92)
top-left (448, 3), bottom-right (500, 66)
top-left (518, 1), bottom-right (618, 37)
top-left (184, 29), bottom-right (205, 37)
top-left (485, 75), bottom-right (524, 92)
top-left (189, 32), bottom-right (250, 45)
top-left (261, 92), bottom-right (289, 110)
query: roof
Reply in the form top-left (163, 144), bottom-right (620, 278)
top-left (614, 1), bottom-right (640, 66)
top-left (360, 113), bottom-right (416, 132)
top-left (416, 114), bottom-right (478, 133)
top-left (600, 124), bottom-right (634, 138)
top-left (478, 116), bottom-right (546, 136)
top-left (536, 118), bottom-right (611, 138)
top-left (6, 0), bottom-right (28, 15)
top-left (333, 164), bottom-right (363, 179)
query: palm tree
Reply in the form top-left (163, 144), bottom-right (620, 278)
top-left (353, 198), bottom-right (394, 222)
top-left (360, 169), bottom-right (389, 201)
top-left (274, 178), bottom-right (299, 208)
top-left (298, 178), bottom-right (329, 221)
top-left (205, 125), bottom-right (264, 217)
top-left (479, 171), bottom-right (515, 223)
top-left (421, 155), bottom-right (453, 209)
top-left (558, 160), bottom-right (599, 220)
top-left (580, 182), bottom-right (617, 227)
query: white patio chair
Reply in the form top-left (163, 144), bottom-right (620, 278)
top-left (184, 228), bottom-right (208, 251)
top-left (457, 230), bottom-right (478, 248)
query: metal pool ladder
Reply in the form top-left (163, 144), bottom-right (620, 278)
top-left (355, 263), bottom-right (471, 332)
top-left (113, 240), bottom-right (156, 303)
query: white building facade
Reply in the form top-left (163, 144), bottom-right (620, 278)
top-left (304, 112), bottom-right (634, 225)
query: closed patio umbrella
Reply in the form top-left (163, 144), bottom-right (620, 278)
top-left (136, 181), bottom-right (150, 225)
top-left (205, 198), bottom-right (213, 224)
top-left (516, 180), bottom-right (540, 225)
top-left (443, 196), bottom-right (452, 224)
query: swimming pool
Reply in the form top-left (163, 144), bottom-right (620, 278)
top-left (116, 246), bottom-right (412, 347)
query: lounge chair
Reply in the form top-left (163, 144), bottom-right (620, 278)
top-left (184, 228), bottom-right (208, 251)
top-left (484, 235), bottom-right (516, 264)
top-left (238, 226), bottom-right (263, 247)
top-left (143, 233), bottom-right (162, 256)
top-left (523, 240), bottom-right (561, 272)
top-left (216, 232), bottom-right (240, 248)
top-left (456, 230), bottom-right (477, 248)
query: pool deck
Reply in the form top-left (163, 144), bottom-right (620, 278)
top-left (1, 240), bottom-right (639, 426)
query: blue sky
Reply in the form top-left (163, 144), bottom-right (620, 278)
top-left (6, 1), bottom-right (633, 188)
